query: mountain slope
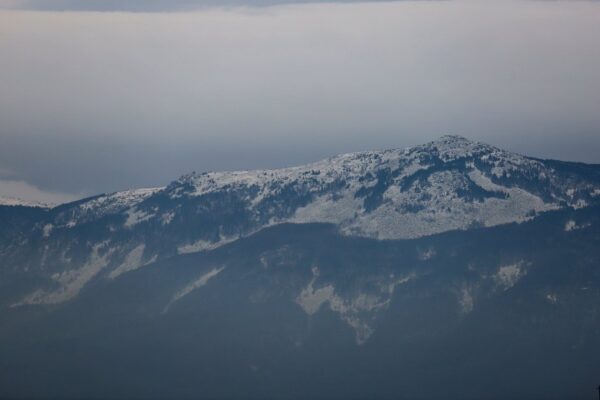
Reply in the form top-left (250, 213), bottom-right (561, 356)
top-left (2, 135), bottom-right (600, 307)
top-left (1, 135), bottom-right (600, 399)
top-left (1, 205), bottom-right (599, 399)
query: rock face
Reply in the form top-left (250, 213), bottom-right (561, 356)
top-left (1, 136), bottom-right (600, 399)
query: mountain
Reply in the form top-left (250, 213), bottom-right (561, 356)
top-left (0, 196), bottom-right (52, 208)
top-left (1, 135), bottom-right (599, 399)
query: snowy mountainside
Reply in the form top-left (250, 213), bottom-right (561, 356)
top-left (143, 134), bottom-right (600, 239)
top-left (2, 206), bottom-right (600, 400)
top-left (0, 196), bottom-right (50, 208)
top-left (2, 135), bottom-right (600, 306)
top-left (67, 135), bottom-right (599, 236)
top-left (49, 187), bottom-right (162, 228)
top-left (2, 136), bottom-right (600, 400)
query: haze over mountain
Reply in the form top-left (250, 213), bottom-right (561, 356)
top-left (2, 0), bottom-right (600, 202)
top-left (1, 136), bottom-right (599, 399)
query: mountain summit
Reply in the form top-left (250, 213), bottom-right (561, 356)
top-left (1, 136), bottom-right (600, 399)
top-left (2, 135), bottom-right (600, 305)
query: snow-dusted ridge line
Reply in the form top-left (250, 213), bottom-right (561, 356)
top-left (48, 187), bottom-right (164, 229)
top-left (79, 187), bottom-right (163, 215)
top-left (37, 135), bottom-right (600, 247)
top-left (0, 196), bottom-right (52, 208)
top-left (9, 135), bottom-right (600, 308)
top-left (175, 135), bottom-right (481, 184)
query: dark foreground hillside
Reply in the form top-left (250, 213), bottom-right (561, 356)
top-left (1, 205), bottom-right (599, 400)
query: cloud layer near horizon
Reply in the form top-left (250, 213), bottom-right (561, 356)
top-left (1, 1), bottom-right (600, 203)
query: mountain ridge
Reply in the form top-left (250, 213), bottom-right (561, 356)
top-left (14, 135), bottom-right (599, 212)
top-left (1, 135), bottom-right (600, 399)
top-left (2, 135), bottom-right (600, 307)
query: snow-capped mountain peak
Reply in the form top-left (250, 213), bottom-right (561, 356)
top-left (31, 135), bottom-right (600, 244)
top-left (0, 196), bottom-right (52, 208)
top-left (4, 136), bottom-right (600, 306)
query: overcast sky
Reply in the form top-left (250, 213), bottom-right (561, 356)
top-left (1, 0), bottom-right (599, 203)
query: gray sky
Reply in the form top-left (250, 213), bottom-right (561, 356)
top-left (1, 0), bottom-right (413, 11)
top-left (1, 0), bottom-right (600, 203)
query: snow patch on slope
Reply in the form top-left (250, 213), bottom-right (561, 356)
top-left (291, 193), bottom-right (363, 228)
top-left (417, 247), bottom-right (436, 261)
top-left (546, 293), bottom-right (559, 304)
top-left (177, 235), bottom-right (238, 255)
top-left (108, 244), bottom-right (156, 279)
top-left (42, 224), bottom-right (53, 237)
top-left (292, 164), bottom-right (558, 240)
top-left (161, 211), bottom-right (175, 225)
top-left (564, 219), bottom-right (590, 232)
top-left (458, 285), bottom-right (475, 315)
top-left (165, 267), bottom-right (225, 311)
top-left (124, 208), bottom-right (154, 228)
top-left (296, 267), bottom-right (415, 344)
top-left (14, 242), bottom-right (116, 305)
top-left (494, 262), bottom-right (526, 290)
top-left (296, 267), bottom-right (335, 315)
